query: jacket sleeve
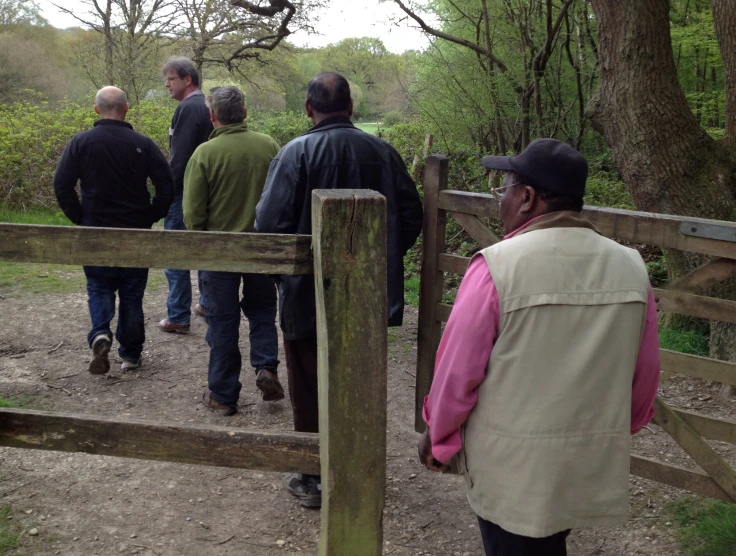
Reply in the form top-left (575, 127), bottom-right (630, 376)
top-left (170, 103), bottom-right (210, 191)
top-left (255, 155), bottom-right (300, 234)
top-left (393, 152), bottom-right (424, 253)
top-left (53, 139), bottom-right (83, 225)
top-left (182, 150), bottom-right (208, 231)
top-left (147, 140), bottom-right (175, 224)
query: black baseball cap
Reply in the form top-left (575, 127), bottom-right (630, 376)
top-left (481, 138), bottom-right (588, 200)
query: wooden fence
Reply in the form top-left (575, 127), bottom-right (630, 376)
top-left (415, 155), bottom-right (736, 503)
top-left (0, 190), bottom-right (388, 556)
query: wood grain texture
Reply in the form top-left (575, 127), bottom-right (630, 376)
top-left (653, 397), bottom-right (736, 502)
top-left (0, 223), bottom-right (313, 274)
top-left (415, 156), bottom-right (449, 432)
top-left (630, 455), bottom-right (733, 502)
top-left (660, 349), bottom-right (736, 386)
top-left (312, 190), bottom-right (387, 556)
top-left (0, 408), bottom-right (320, 473)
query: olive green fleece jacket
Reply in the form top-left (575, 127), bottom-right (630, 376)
top-left (183, 122), bottom-right (280, 232)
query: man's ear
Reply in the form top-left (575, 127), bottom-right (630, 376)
top-left (348, 99), bottom-right (353, 117)
top-left (519, 186), bottom-right (538, 214)
top-left (243, 107), bottom-right (248, 120)
top-left (209, 108), bottom-right (217, 125)
top-left (94, 105), bottom-right (100, 116)
top-left (305, 99), bottom-right (313, 118)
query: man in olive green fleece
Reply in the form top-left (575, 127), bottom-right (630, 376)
top-left (183, 86), bottom-right (284, 416)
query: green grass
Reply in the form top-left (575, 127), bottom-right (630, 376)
top-left (668, 496), bottom-right (736, 556)
top-left (355, 122), bottom-right (381, 135)
top-left (404, 275), bottom-right (420, 307)
top-left (0, 397), bottom-right (28, 408)
top-left (0, 207), bottom-right (72, 226)
top-left (659, 325), bottom-right (709, 357)
top-left (0, 505), bottom-right (20, 554)
top-left (0, 205), bottom-right (166, 295)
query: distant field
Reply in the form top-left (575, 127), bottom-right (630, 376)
top-left (355, 122), bottom-right (381, 135)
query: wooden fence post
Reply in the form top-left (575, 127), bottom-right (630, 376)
top-left (312, 190), bottom-right (388, 556)
top-left (415, 155), bottom-right (449, 432)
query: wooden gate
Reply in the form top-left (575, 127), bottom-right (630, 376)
top-left (415, 155), bottom-right (736, 503)
top-left (0, 190), bottom-right (388, 556)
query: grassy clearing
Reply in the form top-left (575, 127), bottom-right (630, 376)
top-left (0, 206), bottom-right (167, 295)
top-left (355, 122), bottom-right (381, 135)
top-left (0, 505), bottom-right (20, 554)
top-left (668, 496), bottom-right (736, 556)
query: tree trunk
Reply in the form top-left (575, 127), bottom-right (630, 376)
top-left (713, 0), bottom-right (736, 137)
top-left (587, 0), bottom-right (736, 375)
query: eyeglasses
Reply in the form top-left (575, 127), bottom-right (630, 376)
top-left (491, 182), bottom-right (524, 201)
top-left (165, 76), bottom-right (182, 83)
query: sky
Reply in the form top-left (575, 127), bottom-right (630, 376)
top-left (36, 0), bottom-right (432, 54)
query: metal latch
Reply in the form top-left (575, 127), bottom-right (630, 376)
top-left (680, 221), bottom-right (736, 243)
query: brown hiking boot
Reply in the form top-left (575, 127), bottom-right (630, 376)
top-left (256, 368), bottom-right (285, 401)
top-left (88, 334), bottom-right (111, 375)
top-left (158, 319), bottom-right (190, 334)
top-left (201, 388), bottom-right (237, 416)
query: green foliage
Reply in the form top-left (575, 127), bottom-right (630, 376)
top-left (355, 122), bottom-right (380, 135)
top-left (659, 324), bottom-right (709, 357)
top-left (668, 496), bottom-right (736, 556)
top-left (584, 173), bottom-right (634, 209)
top-left (248, 110), bottom-right (312, 148)
top-left (381, 110), bottom-right (404, 127)
top-left (0, 96), bottom-right (174, 210)
top-left (0, 504), bottom-right (20, 553)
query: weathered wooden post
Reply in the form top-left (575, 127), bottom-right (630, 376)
top-left (312, 190), bottom-right (388, 556)
top-left (415, 155), bottom-right (449, 432)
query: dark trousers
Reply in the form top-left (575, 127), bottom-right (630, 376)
top-left (83, 265), bottom-right (149, 362)
top-left (201, 271), bottom-right (279, 407)
top-left (283, 334), bottom-right (319, 433)
top-left (477, 517), bottom-right (570, 556)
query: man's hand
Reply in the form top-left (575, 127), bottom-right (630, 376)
top-left (418, 430), bottom-right (451, 473)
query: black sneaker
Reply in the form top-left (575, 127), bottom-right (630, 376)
top-left (88, 334), bottom-right (111, 375)
top-left (285, 473), bottom-right (321, 508)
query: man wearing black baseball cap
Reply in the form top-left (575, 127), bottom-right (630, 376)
top-left (418, 138), bottom-right (661, 555)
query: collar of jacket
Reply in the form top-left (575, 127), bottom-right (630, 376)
top-left (93, 119), bottom-right (134, 130)
top-left (207, 121), bottom-right (249, 140)
top-left (514, 210), bottom-right (600, 237)
top-left (306, 115), bottom-right (355, 135)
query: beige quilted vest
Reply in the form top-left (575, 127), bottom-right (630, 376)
top-left (458, 212), bottom-right (650, 537)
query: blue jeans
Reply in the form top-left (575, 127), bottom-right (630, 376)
top-left (163, 195), bottom-right (192, 324)
top-left (84, 266), bottom-right (149, 362)
top-left (201, 271), bottom-right (279, 407)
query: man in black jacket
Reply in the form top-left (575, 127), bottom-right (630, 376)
top-left (54, 86), bottom-right (174, 375)
top-left (159, 57), bottom-right (214, 333)
top-left (255, 72), bottom-right (423, 508)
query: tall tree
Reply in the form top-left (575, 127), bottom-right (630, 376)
top-left (0, 0), bottom-right (47, 26)
top-left (54, 0), bottom-right (176, 102)
top-left (391, 0), bottom-right (586, 153)
top-left (586, 0), bottom-right (736, 370)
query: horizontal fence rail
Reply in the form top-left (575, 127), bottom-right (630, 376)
top-left (438, 190), bottom-right (736, 260)
top-left (0, 408), bottom-right (320, 474)
top-left (0, 223), bottom-right (313, 275)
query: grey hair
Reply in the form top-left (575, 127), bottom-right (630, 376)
top-left (162, 56), bottom-right (200, 87)
top-left (94, 86), bottom-right (128, 116)
top-left (206, 86), bottom-right (246, 125)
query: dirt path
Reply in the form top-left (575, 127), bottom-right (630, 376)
top-left (1, 275), bottom-right (730, 555)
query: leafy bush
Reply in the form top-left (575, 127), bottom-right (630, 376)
top-left (0, 96), bottom-right (174, 210)
top-left (0, 98), bottom-right (313, 210)
top-left (381, 110), bottom-right (404, 127)
top-left (248, 110), bottom-right (312, 148)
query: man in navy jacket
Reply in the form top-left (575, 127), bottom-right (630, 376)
top-left (158, 57), bottom-right (214, 333)
top-left (54, 86), bottom-right (174, 374)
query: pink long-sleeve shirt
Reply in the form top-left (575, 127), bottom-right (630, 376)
top-left (423, 220), bottom-right (661, 464)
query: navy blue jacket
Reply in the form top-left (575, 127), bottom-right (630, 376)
top-left (169, 92), bottom-right (213, 195)
top-left (53, 119), bottom-right (174, 229)
top-left (255, 116), bottom-right (423, 340)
